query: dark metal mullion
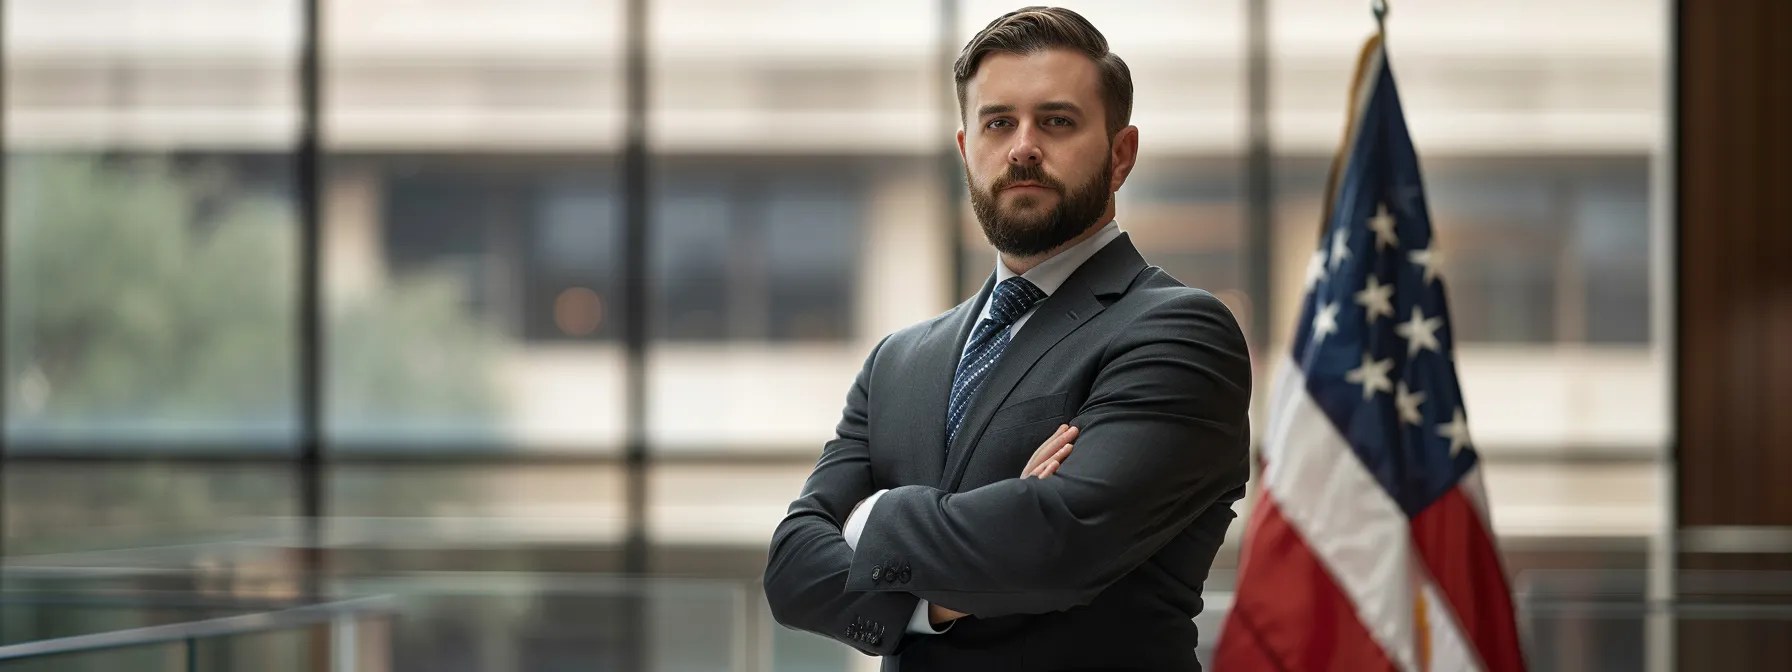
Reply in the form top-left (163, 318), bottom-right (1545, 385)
top-left (940, 0), bottom-right (965, 305)
top-left (621, 0), bottom-right (650, 581)
top-left (620, 0), bottom-right (651, 668)
top-left (1244, 0), bottom-right (1274, 383)
top-left (296, 0), bottom-right (324, 602)
top-left (1, 0), bottom-right (10, 569)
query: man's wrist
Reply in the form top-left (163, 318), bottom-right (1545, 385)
top-left (927, 603), bottom-right (966, 626)
top-left (906, 599), bottom-right (954, 635)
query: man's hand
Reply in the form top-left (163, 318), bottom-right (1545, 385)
top-left (1022, 424), bottom-right (1078, 479)
top-left (929, 602), bottom-right (969, 625)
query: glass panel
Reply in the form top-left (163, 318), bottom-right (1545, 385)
top-left (0, 643), bottom-right (191, 672)
top-left (646, 0), bottom-right (943, 454)
top-left (322, 0), bottom-right (627, 451)
top-left (0, 626), bottom-right (323, 672)
top-left (770, 614), bottom-right (856, 672)
top-left (645, 462), bottom-right (812, 547)
top-left (3, 0), bottom-right (300, 448)
top-left (335, 574), bottom-right (747, 672)
top-left (2, 465), bottom-right (294, 559)
top-left (327, 465), bottom-right (627, 550)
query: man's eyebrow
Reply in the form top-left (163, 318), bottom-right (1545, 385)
top-left (977, 101), bottom-right (1085, 117)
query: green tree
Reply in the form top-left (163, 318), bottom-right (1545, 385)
top-left (5, 155), bottom-right (502, 439)
top-left (3, 154), bottom-right (502, 551)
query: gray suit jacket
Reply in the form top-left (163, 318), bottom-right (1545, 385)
top-left (764, 233), bottom-right (1252, 671)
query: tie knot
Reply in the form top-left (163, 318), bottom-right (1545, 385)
top-left (988, 277), bottom-right (1047, 326)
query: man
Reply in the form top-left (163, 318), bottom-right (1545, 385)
top-left (763, 7), bottom-right (1252, 670)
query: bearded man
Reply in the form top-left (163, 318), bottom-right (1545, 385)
top-left (763, 7), bottom-right (1252, 671)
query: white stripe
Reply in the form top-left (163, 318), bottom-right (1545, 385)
top-left (1458, 464), bottom-right (1495, 533)
top-left (1420, 577), bottom-right (1483, 672)
top-left (1264, 357), bottom-right (1419, 672)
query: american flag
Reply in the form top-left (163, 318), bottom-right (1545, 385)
top-left (1214, 36), bottom-right (1526, 671)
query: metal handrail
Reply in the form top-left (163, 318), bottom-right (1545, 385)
top-left (0, 594), bottom-right (392, 661)
top-left (0, 593), bottom-right (311, 612)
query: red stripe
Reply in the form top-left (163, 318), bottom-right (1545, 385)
top-left (1216, 495), bottom-right (1398, 672)
top-left (1410, 486), bottom-right (1529, 672)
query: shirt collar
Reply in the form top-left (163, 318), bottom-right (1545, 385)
top-left (993, 220), bottom-right (1124, 298)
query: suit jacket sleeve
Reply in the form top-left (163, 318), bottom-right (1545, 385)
top-left (845, 290), bottom-right (1252, 618)
top-left (763, 335), bottom-right (924, 656)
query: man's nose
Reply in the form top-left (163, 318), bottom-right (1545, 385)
top-left (1008, 128), bottom-right (1042, 166)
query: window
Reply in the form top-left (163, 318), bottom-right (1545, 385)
top-left (322, 0), bottom-right (627, 450)
top-left (4, 0), bottom-right (301, 449)
top-left (653, 162), bottom-right (862, 343)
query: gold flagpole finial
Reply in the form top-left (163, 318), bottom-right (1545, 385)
top-left (1372, 0), bottom-right (1388, 33)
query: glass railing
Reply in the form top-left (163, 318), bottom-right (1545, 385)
top-left (335, 572), bottom-right (757, 671)
top-left (0, 594), bottom-right (391, 672)
top-left (8, 552), bottom-right (1792, 671)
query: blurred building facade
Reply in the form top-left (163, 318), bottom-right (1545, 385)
top-left (2, 0), bottom-right (1669, 670)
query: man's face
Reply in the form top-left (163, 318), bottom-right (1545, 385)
top-left (958, 49), bottom-right (1135, 258)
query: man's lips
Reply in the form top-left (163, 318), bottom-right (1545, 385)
top-left (1000, 182), bottom-right (1055, 192)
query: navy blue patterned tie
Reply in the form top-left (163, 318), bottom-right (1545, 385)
top-left (946, 277), bottom-right (1048, 450)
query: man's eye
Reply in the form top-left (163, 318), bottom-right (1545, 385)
top-left (986, 119), bottom-right (1013, 129)
top-left (1047, 117), bottom-right (1074, 127)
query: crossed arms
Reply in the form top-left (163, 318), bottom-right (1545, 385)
top-left (761, 291), bottom-right (1252, 656)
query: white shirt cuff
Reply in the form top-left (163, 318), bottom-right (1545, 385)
top-left (906, 599), bottom-right (953, 635)
top-left (842, 489), bottom-right (888, 551)
top-left (845, 490), bottom-right (952, 637)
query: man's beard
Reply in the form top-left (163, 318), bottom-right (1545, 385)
top-left (968, 159), bottom-right (1112, 258)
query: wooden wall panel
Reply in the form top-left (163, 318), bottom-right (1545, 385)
top-left (1677, 0), bottom-right (1792, 666)
top-left (1676, 0), bottom-right (1792, 528)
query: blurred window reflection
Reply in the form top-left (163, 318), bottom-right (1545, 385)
top-left (321, 0), bottom-right (626, 449)
top-left (653, 161), bottom-right (862, 343)
top-left (4, 0), bottom-right (301, 448)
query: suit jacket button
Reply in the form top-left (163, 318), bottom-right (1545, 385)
top-left (898, 567), bottom-right (912, 583)
top-left (870, 565), bottom-right (883, 581)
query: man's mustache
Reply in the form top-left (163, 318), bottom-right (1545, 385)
top-left (990, 165), bottom-right (1065, 193)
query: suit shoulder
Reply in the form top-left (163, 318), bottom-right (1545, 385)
top-left (1127, 270), bottom-right (1241, 327)
top-left (866, 296), bottom-right (972, 358)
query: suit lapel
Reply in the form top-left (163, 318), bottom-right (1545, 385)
top-left (910, 274), bottom-right (994, 488)
top-left (939, 234), bottom-right (1149, 491)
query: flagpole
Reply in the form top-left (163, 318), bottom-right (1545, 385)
top-left (1369, 6), bottom-right (1432, 668)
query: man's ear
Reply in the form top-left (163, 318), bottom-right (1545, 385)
top-left (1109, 125), bottom-right (1140, 192)
top-left (956, 127), bottom-right (967, 162)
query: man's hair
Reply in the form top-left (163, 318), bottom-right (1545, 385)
top-left (953, 6), bottom-right (1133, 137)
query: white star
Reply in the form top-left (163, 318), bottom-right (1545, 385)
top-left (1409, 245), bottom-right (1441, 286)
top-left (1354, 275), bottom-right (1396, 324)
top-left (1344, 353), bottom-right (1394, 401)
top-left (1329, 228), bottom-right (1351, 271)
top-left (1304, 248), bottom-right (1328, 291)
top-left (1312, 301), bottom-right (1340, 343)
top-left (1394, 306), bottom-right (1444, 359)
top-left (1438, 407), bottom-right (1472, 455)
top-left (1395, 381), bottom-right (1427, 426)
top-left (1369, 206), bottom-right (1399, 251)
